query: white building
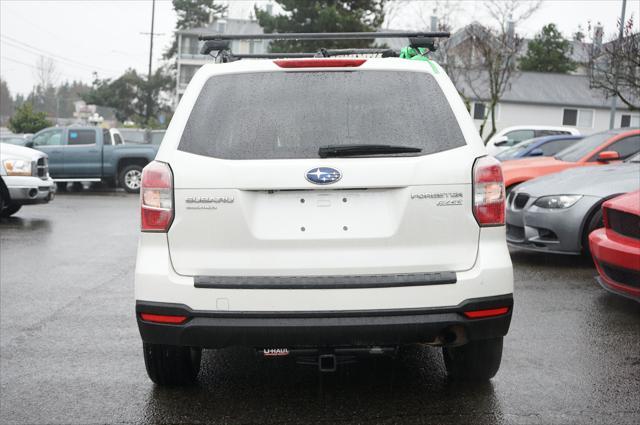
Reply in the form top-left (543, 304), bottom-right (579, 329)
top-left (175, 18), bottom-right (268, 104)
top-left (460, 72), bottom-right (639, 136)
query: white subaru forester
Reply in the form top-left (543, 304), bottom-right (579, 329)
top-left (135, 45), bottom-right (513, 385)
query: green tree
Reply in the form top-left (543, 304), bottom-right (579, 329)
top-left (82, 68), bottom-right (172, 126)
top-left (255, 0), bottom-right (387, 53)
top-left (8, 103), bottom-right (52, 134)
top-left (520, 23), bottom-right (577, 73)
top-left (164, 0), bottom-right (228, 59)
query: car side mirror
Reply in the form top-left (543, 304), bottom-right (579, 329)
top-left (529, 148), bottom-right (544, 157)
top-left (493, 136), bottom-right (509, 146)
top-left (597, 151), bottom-right (620, 162)
top-left (24, 140), bottom-right (34, 148)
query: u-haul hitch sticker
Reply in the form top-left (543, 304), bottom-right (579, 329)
top-left (262, 348), bottom-right (290, 357)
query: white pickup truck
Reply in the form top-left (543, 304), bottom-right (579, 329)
top-left (0, 143), bottom-right (56, 217)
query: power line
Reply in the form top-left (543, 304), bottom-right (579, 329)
top-left (1, 56), bottom-right (89, 82)
top-left (0, 33), bottom-right (119, 74)
top-left (0, 37), bottom-right (112, 75)
top-left (2, 8), bottom-right (142, 59)
top-left (1, 55), bottom-right (38, 69)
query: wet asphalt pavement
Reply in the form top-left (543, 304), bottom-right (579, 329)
top-left (1, 190), bottom-right (639, 425)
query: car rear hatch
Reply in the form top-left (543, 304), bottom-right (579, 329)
top-left (166, 65), bottom-right (480, 276)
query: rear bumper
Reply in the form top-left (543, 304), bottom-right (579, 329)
top-left (136, 294), bottom-right (513, 348)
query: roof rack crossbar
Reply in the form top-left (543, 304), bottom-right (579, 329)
top-left (198, 31), bottom-right (450, 41)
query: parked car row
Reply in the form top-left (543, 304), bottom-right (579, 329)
top-left (500, 127), bottom-right (640, 302)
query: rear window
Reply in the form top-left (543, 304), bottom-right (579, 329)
top-left (68, 130), bottom-right (96, 146)
top-left (179, 71), bottom-right (465, 159)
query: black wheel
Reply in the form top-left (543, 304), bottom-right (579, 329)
top-left (119, 165), bottom-right (144, 193)
top-left (443, 337), bottom-right (503, 381)
top-left (143, 343), bottom-right (202, 386)
top-left (0, 190), bottom-right (6, 216)
top-left (0, 203), bottom-right (21, 218)
top-left (56, 182), bottom-right (68, 192)
top-left (582, 207), bottom-right (604, 256)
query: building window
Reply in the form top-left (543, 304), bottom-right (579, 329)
top-left (621, 114), bottom-right (631, 127)
top-left (577, 109), bottom-right (593, 127)
top-left (562, 109), bottom-right (578, 125)
top-left (473, 103), bottom-right (486, 120)
top-left (179, 65), bottom-right (198, 85)
top-left (216, 20), bottom-right (227, 33)
top-left (562, 108), bottom-right (594, 128)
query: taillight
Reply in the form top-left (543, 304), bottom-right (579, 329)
top-left (463, 307), bottom-right (509, 319)
top-left (273, 59), bottom-right (366, 68)
top-left (472, 156), bottom-right (505, 226)
top-left (141, 161), bottom-right (174, 232)
top-left (139, 313), bottom-right (187, 324)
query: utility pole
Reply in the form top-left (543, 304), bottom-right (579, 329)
top-left (609, 0), bottom-right (627, 129)
top-left (146, 0), bottom-right (156, 127)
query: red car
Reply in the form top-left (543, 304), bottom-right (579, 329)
top-left (589, 191), bottom-right (640, 301)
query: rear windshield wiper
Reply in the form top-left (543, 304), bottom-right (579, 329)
top-left (318, 144), bottom-right (422, 158)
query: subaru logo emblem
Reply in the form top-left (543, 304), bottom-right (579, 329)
top-left (305, 167), bottom-right (341, 185)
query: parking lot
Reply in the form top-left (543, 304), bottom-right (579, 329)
top-left (1, 190), bottom-right (639, 425)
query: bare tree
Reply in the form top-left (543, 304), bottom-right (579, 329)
top-left (458, 0), bottom-right (542, 140)
top-left (588, 18), bottom-right (639, 110)
top-left (34, 56), bottom-right (59, 89)
top-left (484, 0), bottom-right (541, 34)
top-left (411, 0), bottom-right (461, 34)
top-left (383, 0), bottom-right (409, 29)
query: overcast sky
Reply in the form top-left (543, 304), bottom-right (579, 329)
top-left (0, 0), bottom-right (636, 96)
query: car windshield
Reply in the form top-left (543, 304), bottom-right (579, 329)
top-left (495, 138), bottom-right (538, 160)
top-left (554, 132), bottom-right (611, 162)
top-left (179, 70), bottom-right (466, 159)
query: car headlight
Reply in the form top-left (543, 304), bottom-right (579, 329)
top-left (534, 195), bottom-right (583, 209)
top-left (3, 159), bottom-right (32, 176)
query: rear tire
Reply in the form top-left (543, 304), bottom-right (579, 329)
top-left (443, 337), bottom-right (503, 381)
top-left (0, 203), bottom-right (21, 218)
top-left (143, 343), bottom-right (202, 386)
top-left (119, 165), bottom-right (144, 193)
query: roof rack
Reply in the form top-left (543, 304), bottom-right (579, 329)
top-left (198, 31), bottom-right (450, 62)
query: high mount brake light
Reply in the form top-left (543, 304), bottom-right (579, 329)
top-left (472, 156), bottom-right (505, 226)
top-left (273, 59), bottom-right (366, 68)
top-left (141, 161), bottom-right (174, 232)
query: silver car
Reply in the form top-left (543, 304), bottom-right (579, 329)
top-left (506, 154), bottom-right (640, 255)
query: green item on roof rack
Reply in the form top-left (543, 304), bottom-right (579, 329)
top-left (399, 46), bottom-right (429, 60)
top-left (399, 46), bottom-right (438, 73)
